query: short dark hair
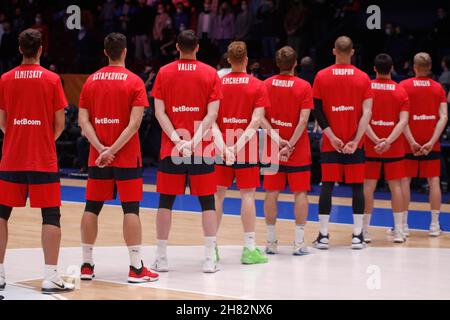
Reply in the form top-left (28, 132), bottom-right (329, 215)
top-left (276, 46), bottom-right (297, 71)
top-left (18, 29), bottom-right (42, 58)
top-left (374, 53), bottom-right (393, 75)
top-left (104, 33), bottom-right (127, 61)
top-left (177, 30), bottom-right (198, 53)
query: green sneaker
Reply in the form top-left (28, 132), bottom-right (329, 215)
top-left (215, 245), bottom-right (220, 262)
top-left (241, 247), bottom-right (268, 264)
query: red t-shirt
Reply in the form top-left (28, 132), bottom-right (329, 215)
top-left (217, 72), bottom-right (270, 163)
top-left (264, 74), bottom-right (313, 166)
top-left (399, 77), bottom-right (447, 152)
top-left (365, 79), bottom-right (409, 158)
top-left (313, 64), bottom-right (372, 152)
top-left (79, 66), bottom-right (149, 168)
top-left (0, 64), bottom-right (67, 172)
top-left (151, 59), bottom-right (222, 159)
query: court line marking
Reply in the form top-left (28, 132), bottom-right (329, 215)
top-left (6, 280), bottom-right (68, 300)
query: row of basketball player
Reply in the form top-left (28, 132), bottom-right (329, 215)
top-left (0, 29), bottom-right (447, 294)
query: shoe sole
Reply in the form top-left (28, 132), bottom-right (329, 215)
top-left (265, 250), bottom-right (278, 255)
top-left (151, 266), bottom-right (169, 272)
top-left (127, 277), bottom-right (159, 283)
top-left (80, 274), bottom-right (95, 281)
top-left (351, 244), bottom-right (367, 250)
top-left (293, 251), bottom-right (311, 256)
top-left (313, 243), bottom-right (329, 250)
top-left (41, 287), bottom-right (75, 294)
top-left (364, 238), bottom-right (372, 243)
top-left (203, 267), bottom-right (221, 274)
top-left (429, 232), bottom-right (441, 237)
top-left (241, 259), bottom-right (268, 265)
top-left (393, 239), bottom-right (405, 243)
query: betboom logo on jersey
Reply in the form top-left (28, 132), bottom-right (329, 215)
top-left (271, 118), bottom-right (293, 127)
top-left (95, 117), bottom-right (120, 124)
top-left (13, 118), bottom-right (41, 126)
top-left (172, 105), bottom-right (200, 113)
top-left (413, 114), bottom-right (436, 121)
top-left (223, 117), bottom-right (248, 124)
top-left (371, 120), bottom-right (394, 126)
top-left (332, 105), bottom-right (354, 112)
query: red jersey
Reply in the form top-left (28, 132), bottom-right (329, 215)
top-left (218, 72), bottom-right (270, 163)
top-left (264, 74), bottom-right (313, 166)
top-left (151, 59), bottom-right (222, 159)
top-left (366, 79), bottom-right (409, 158)
top-left (399, 77), bottom-right (447, 152)
top-left (313, 64), bottom-right (372, 152)
top-left (79, 66), bottom-right (149, 168)
top-left (0, 64), bottom-right (67, 172)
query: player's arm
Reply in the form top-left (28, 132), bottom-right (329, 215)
top-left (288, 109), bottom-right (311, 148)
top-left (78, 108), bottom-right (106, 153)
top-left (0, 110), bottom-right (6, 133)
top-left (234, 106), bottom-right (264, 154)
top-left (403, 124), bottom-right (421, 155)
top-left (365, 125), bottom-right (381, 144)
top-left (192, 99), bottom-right (220, 150)
top-left (260, 116), bottom-right (291, 148)
top-left (420, 102), bottom-right (448, 155)
top-left (343, 98), bottom-right (373, 154)
top-left (54, 109), bottom-right (65, 140)
top-left (313, 98), bottom-right (344, 152)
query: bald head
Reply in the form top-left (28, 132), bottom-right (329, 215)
top-left (414, 52), bottom-right (432, 72)
top-left (334, 36), bottom-right (353, 55)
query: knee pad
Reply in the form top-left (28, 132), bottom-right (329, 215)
top-left (41, 207), bottom-right (61, 227)
top-left (198, 195), bottom-right (215, 211)
top-left (159, 194), bottom-right (176, 210)
top-left (318, 182), bottom-right (334, 215)
top-left (122, 201), bottom-right (140, 215)
top-left (85, 201), bottom-right (104, 216)
top-left (0, 205), bottom-right (12, 221)
top-left (352, 183), bottom-right (364, 214)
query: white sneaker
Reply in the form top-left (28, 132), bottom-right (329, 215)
top-left (403, 225), bottom-right (410, 237)
top-left (351, 233), bottom-right (367, 250)
top-left (293, 242), bottom-right (311, 256)
top-left (387, 225), bottom-right (410, 237)
top-left (313, 233), bottom-right (329, 250)
top-left (265, 240), bottom-right (278, 255)
top-left (41, 274), bottom-right (75, 294)
top-left (151, 256), bottom-right (169, 272)
top-left (393, 229), bottom-right (406, 243)
top-left (429, 223), bottom-right (441, 237)
top-left (363, 229), bottom-right (372, 243)
top-left (0, 273), bottom-right (5, 291)
top-left (203, 258), bottom-right (220, 273)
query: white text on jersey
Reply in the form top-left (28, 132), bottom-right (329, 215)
top-left (178, 63), bottom-right (197, 71)
top-left (331, 105), bottom-right (354, 112)
top-left (13, 118), bottom-right (41, 126)
top-left (332, 68), bottom-right (354, 76)
top-left (95, 117), bottom-right (120, 124)
top-left (172, 105), bottom-right (200, 112)
top-left (272, 79), bottom-right (294, 88)
top-left (371, 82), bottom-right (395, 91)
top-left (14, 70), bottom-right (43, 79)
top-left (271, 118), bottom-right (293, 127)
top-left (93, 72), bottom-right (128, 81)
top-left (413, 80), bottom-right (431, 87)
top-left (413, 114), bottom-right (436, 120)
top-left (371, 119), bottom-right (395, 126)
top-left (222, 77), bottom-right (249, 85)
top-left (222, 117), bottom-right (248, 124)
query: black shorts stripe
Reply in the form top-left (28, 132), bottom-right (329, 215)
top-left (405, 151), bottom-right (441, 161)
top-left (264, 164), bottom-right (311, 174)
top-left (321, 148), bottom-right (365, 165)
top-left (0, 171), bottom-right (60, 184)
top-left (215, 158), bottom-right (259, 170)
top-left (158, 156), bottom-right (215, 176)
top-left (88, 167), bottom-right (142, 181)
top-left (365, 156), bottom-right (404, 163)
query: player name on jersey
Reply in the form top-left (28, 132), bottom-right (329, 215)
top-left (172, 105), bottom-right (200, 112)
top-left (271, 118), bottom-right (293, 127)
top-left (92, 72), bottom-right (128, 81)
top-left (222, 117), bottom-right (248, 124)
top-left (412, 114), bottom-right (436, 120)
top-left (178, 63), bottom-right (197, 71)
top-left (222, 77), bottom-right (249, 85)
top-left (332, 68), bottom-right (354, 76)
top-left (331, 105), bottom-right (354, 112)
top-left (13, 118), bottom-right (42, 126)
top-left (371, 82), bottom-right (396, 91)
top-left (14, 70), bottom-right (43, 79)
top-left (413, 80), bottom-right (431, 87)
top-left (94, 117), bottom-right (120, 124)
top-left (271, 79), bottom-right (294, 88)
top-left (371, 119), bottom-right (395, 126)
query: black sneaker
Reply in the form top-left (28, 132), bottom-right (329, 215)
top-left (351, 233), bottom-right (367, 250)
top-left (313, 233), bottom-right (329, 250)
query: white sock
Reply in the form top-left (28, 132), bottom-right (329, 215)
top-left (81, 243), bottom-right (94, 265)
top-left (128, 245), bottom-right (142, 268)
top-left (431, 210), bottom-right (439, 225)
top-left (244, 232), bottom-right (256, 251)
top-left (403, 211), bottom-right (409, 227)
top-left (0, 264), bottom-right (4, 278)
top-left (318, 214), bottom-right (330, 236)
top-left (295, 225), bottom-right (305, 245)
top-left (44, 264), bottom-right (57, 280)
top-left (363, 214), bottom-right (371, 231)
top-left (204, 236), bottom-right (216, 260)
top-left (393, 212), bottom-right (403, 231)
top-left (266, 224), bottom-right (276, 243)
top-left (156, 240), bottom-right (168, 258)
top-left (353, 214), bottom-right (363, 235)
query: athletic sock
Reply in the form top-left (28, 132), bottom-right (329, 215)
top-left (353, 214), bottom-right (363, 235)
top-left (244, 232), bottom-right (256, 251)
top-left (403, 211), bottom-right (409, 228)
top-left (156, 239), bottom-right (168, 258)
top-left (393, 212), bottom-right (403, 231)
top-left (204, 236), bottom-right (216, 260)
top-left (318, 214), bottom-right (330, 236)
top-left (128, 245), bottom-right (142, 269)
top-left (295, 225), bottom-right (305, 245)
top-left (266, 224), bottom-right (276, 243)
top-left (81, 243), bottom-right (94, 265)
top-left (431, 210), bottom-right (440, 225)
top-left (0, 264), bottom-right (4, 279)
top-left (44, 264), bottom-right (58, 281)
top-left (363, 213), bottom-right (371, 231)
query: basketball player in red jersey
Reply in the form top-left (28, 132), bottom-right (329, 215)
top-left (78, 33), bottom-right (158, 283)
top-left (400, 53), bottom-right (448, 237)
top-left (363, 54), bottom-right (409, 243)
top-left (260, 46), bottom-right (313, 255)
top-left (0, 29), bottom-right (74, 293)
top-left (312, 36), bottom-right (373, 249)
top-left (213, 41), bottom-right (270, 264)
top-left (151, 30), bottom-right (222, 273)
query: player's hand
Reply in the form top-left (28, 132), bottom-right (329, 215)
top-left (330, 136), bottom-right (344, 153)
top-left (279, 145), bottom-right (292, 162)
top-left (224, 146), bottom-right (236, 166)
top-left (374, 140), bottom-right (390, 154)
top-left (410, 141), bottom-right (422, 156)
top-left (279, 138), bottom-right (291, 150)
top-left (342, 140), bottom-right (358, 154)
top-left (176, 140), bottom-right (192, 157)
top-left (419, 141), bottom-right (434, 156)
top-left (96, 148), bottom-right (115, 168)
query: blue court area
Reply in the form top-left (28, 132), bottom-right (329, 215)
top-left (61, 182), bottom-right (449, 232)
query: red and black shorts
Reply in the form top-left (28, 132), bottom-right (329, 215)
top-left (215, 162), bottom-right (260, 189)
top-left (86, 166), bottom-right (143, 202)
top-left (0, 171), bottom-right (61, 208)
top-left (365, 157), bottom-right (406, 181)
top-left (321, 148), bottom-right (365, 183)
top-left (263, 164), bottom-right (311, 192)
top-left (404, 151), bottom-right (440, 178)
top-left (157, 156), bottom-right (216, 196)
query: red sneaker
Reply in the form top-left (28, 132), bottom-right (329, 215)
top-left (128, 261), bottom-right (159, 283)
top-left (80, 263), bottom-right (95, 280)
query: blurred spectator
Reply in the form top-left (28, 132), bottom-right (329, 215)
top-left (434, 8), bottom-right (450, 47)
top-left (0, 13), bottom-right (6, 47)
top-left (99, 0), bottom-right (116, 34)
top-left (75, 24), bottom-right (97, 73)
top-left (235, 1), bottom-right (252, 41)
top-left (0, 22), bottom-right (18, 74)
top-left (257, 0), bottom-right (279, 58)
top-left (132, 0), bottom-right (154, 61)
top-left (439, 56), bottom-right (450, 94)
top-left (153, 3), bottom-right (172, 56)
top-left (284, 0), bottom-right (309, 56)
top-left (159, 27), bottom-right (177, 64)
top-left (31, 13), bottom-right (49, 57)
top-left (217, 53), bottom-right (232, 78)
top-left (12, 7), bottom-right (25, 34)
top-left (249, 61), bottom-right (263, 80)
top-left (173, 3), bottom-right (189, 32)
top-left (197, 0), bottom-right (215, 40)
top-left (213, 2), bottom-right (234, 55)
top-left (298, 56), bottom-right (315, 86)
top-left (115, 0), bottom-right (137, 35)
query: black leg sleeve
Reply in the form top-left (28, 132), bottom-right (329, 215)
top-left (352, 183), bottom-right (364, 214)
top-left (318, 182), bottom-right (334, 215)
top-left (313, 98), bottom-right (330, 130)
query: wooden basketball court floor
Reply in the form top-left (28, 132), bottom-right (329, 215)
top-left (1, 179), bottom-right (450, 300)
